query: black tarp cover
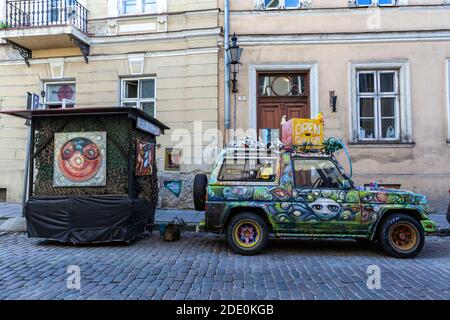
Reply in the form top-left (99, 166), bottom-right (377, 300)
top-left (26, 196), bottom-right (155, 244)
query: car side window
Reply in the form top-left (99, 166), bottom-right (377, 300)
top-left (218, 158), bottom-right (278, 182)
top-left (293, 158), bottom-right (346, 189)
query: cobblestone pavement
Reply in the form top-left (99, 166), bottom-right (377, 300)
top-left (0, 231), bottom-right (449, 300)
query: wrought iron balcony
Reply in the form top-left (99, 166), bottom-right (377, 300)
top-left (1, 0), bottom-right (90, 66)
top-left (6, 0), bottom-right (88, 32)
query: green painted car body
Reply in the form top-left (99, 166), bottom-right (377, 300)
top-left (204, 148), bottom-right (436, 239)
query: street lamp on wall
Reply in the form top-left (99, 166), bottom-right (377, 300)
top-left (226, 33), bottom-right (243, 93)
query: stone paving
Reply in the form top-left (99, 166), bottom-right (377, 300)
top-left (0, 231), bottom-right (449, 300)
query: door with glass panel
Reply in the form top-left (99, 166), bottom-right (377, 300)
top-left (257, 72), bottom-right (310, 133)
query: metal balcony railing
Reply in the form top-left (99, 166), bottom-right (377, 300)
top-left (6, 0), bottom-right (88, 33)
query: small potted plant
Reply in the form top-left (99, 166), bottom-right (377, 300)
top-left (0, 21), bottom-right (9, 29)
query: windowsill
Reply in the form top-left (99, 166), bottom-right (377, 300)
top-left (261, 7), bottom-right (303, 10)
top-left (350, 4), bottom-right (398, 8)
top-left (351, 6), bottom-right (398, 8)
top-left (110, 12), bottom-right (162, 20)
top-left (348, 141), bottom-right (415, 148)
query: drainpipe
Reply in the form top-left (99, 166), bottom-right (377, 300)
top-left (224, 0), bottom-right (231, 133)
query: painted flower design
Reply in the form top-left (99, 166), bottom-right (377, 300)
top-left (239, 225), bottom-right (257, 244)
top-left (270, 188), bottom-right (290, 201)
top-left (376, 192), bottom-right (388, 203)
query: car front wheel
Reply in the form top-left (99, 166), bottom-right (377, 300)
top-left (226, 212), bottom-right (269, 256)
top-left (378, 214), bottom-right (425, 259)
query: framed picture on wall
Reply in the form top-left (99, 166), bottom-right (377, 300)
top-left (165, 148), bottom-right (182, 171)
top-left (136, 139), bottom-right (155, 176)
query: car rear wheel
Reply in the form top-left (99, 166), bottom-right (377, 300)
top-left (226, 212), bottom-right (269, 256)
top-left (193, 174), bottom-right (208, 211)
top-left (378, 214), bottom-right (424, 259)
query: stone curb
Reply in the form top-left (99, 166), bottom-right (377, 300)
top-left (0, 217), bottom-right (27, 233)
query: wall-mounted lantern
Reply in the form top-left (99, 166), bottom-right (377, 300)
top-left (329, 91), bottom-right (338, 113)
top-left (226, 33), bottom-right (243, 93)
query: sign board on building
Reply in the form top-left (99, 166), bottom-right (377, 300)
top-left (27, 92), bottom-right (41, 110)
top-left (136, 117), bottom-right (161, 136)
top-left (164, 180), bottom-right (183, 197)
top-left (282, 117), bottom-right (324, 146)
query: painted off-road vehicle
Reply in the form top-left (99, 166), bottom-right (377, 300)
top-left (193, 144), bottom-right (436, 258)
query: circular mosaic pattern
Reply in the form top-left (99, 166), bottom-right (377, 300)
top-left (58, 137), bottom-right (102, 183)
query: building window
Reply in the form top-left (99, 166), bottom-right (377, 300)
top-left (350, 61), bottom-right (411, 144)
top-left (44, 81), bottom-right (76, 109)
top-left (165, 148), bottom-right (182, 171)
top-left (121, 0), bottom-right (157, 15)
top-left (142, 0), bottom-right (157, 12)
top-left (259, 74), bottom-right (307, 96)
top-left (122, 0), bottom-right (137, 14)
top-left (121, 77), bottom-right (156, 117)
top-left (356, 70), bottom-right (399, 141)
top-left (262, 0), bottom-right (302, 9)
top-left (355, 0), bottom-right (396, 6)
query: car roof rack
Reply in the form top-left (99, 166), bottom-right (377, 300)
top-left (283, 144), bottom-right (325, 154)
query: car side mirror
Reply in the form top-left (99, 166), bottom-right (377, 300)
top-left (341, 180), bottom-right (352, 190)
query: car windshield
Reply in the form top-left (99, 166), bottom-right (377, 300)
top-left (293, 158), bottom-right (346, 189)
top-left (219, 157), bottom-right (278, 182)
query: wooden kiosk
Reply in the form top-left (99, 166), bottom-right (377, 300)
top-left (0, 107), bottom-right (169, 244)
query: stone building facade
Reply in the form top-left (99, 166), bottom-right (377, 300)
top-left (0, 0), bottom-right (220, 208)
top-left (0, 0), bottom-right (449, 212)
top-left (220, 0), bottom-right (450, 212)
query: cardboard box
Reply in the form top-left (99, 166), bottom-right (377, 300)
top-left (282, 118), bottom-right (324, 146)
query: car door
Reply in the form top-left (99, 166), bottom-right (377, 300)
top-left (290, 157), bottom-right (362, 235)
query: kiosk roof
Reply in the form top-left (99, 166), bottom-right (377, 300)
top-left (0, 107), bottom-right (170, 132)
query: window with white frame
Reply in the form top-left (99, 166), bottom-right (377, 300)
top-left (121, 0), bottom-right (157, 15)
top-left (262, 0), bottom-right (303, 9)
top-left (355, 0), bottom-right (396, 6)
top-left (356, 70), bottom-right (400, 141)
top-left (121, 77), bottom-right (156, 117)
top-left (44, 81), bottom-right (76, 109)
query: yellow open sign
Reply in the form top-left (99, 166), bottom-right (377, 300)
top-left (282, 116), bottom-right (324, 146)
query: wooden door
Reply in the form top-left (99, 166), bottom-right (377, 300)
top-left (257, 72), bottom-right (310, 132)
top-left (284, 102), bottom-right (309, 120)
top-left (258, 102), bottom-right (283, 129)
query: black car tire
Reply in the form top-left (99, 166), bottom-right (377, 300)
top-left (227, 212), bottom-right (269, 256)
top-left (193, 174), bottom-right (208, 211)
top-left (378, 213), bottom-right (425, 259)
